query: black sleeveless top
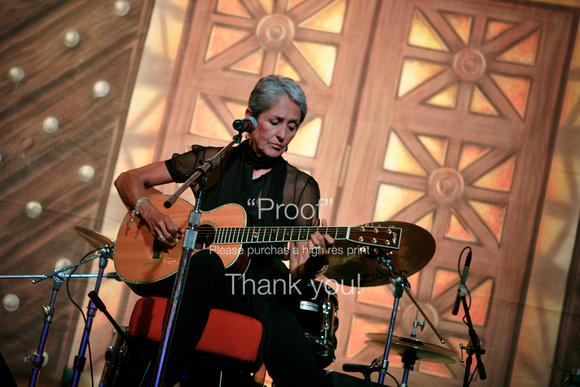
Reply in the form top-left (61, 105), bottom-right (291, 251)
top-left (165, 140), bottom-right (322, 334)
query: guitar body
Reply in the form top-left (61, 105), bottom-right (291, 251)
top-left (114, 195), bottom-right (249, 289)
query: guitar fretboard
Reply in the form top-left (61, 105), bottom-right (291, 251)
top-left (213, 226), bottom-right (350, 244)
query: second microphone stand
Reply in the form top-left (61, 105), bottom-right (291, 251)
top-left (458, 289), bottom-right (487, 385)
top-left (70, 245), bottom-right (114, 386)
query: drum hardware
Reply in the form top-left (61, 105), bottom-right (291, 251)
top-left (363, 306), bottom-right (456, 386)
top-left (335, 223), bottom-right (448, 385)
top-left (100, 326), bottom-right (129, 386)
top-left (296, 280), bottom-right (339, 369)
top-left (410, 311), bottom-right (425, 338)
top-left (365, 334), bottom-right (457, 364)
top-left (365, 333), bottom-right (457, 387)
top-left (89, 291), bottom-right (151, 387)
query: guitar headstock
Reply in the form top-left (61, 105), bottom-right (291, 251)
top-left (348, 225), bottom-right (401, 250)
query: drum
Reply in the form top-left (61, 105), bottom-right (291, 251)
top-left (296, 280), bottom-right (339, 369)
top-left (99, 327), bottom-right (128, 386)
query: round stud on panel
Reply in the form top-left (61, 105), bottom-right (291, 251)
top-left (42, 116), bottom-right (60, 134)
top-left (93, 80), bottom-right (110, 98)
top-left (63, 29), bottom-right (80, 48)
top-left (114, 1), bottom-right (130, 16)
top-left (25, 201), bottom-right (43, 218)
top-left (8, 66), bottom-right (24, 83)
top-left (3, 294), bottom-right (20, 312)
top-left (78, 165), bottom-right (95, 182)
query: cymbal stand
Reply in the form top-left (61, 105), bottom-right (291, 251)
top-left (375, 253), bottom-right (447, 386)
top-left (27, 271), bottom-right (67, 387)
top-left (400, 354), bottom-right (416, 387)
top-left (459, 294), bottom-right (486, 385)
top-left (377, 276), bottom-right (407, 385)
top-left (70, 245), bottom-right (113, 387)
top-left (398, 313), bottom-right (423, 387)
top-left (403, 287), bottom-right (446, 345)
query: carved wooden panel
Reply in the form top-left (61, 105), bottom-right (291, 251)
top-left (0, 1), bottom-right (154, 384)
top-left (335, 0), bottom-right (575, 385)
top-left (156, 0), bottom-right (377, 208)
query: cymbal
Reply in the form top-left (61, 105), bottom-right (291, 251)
top-left (365, 334), bottom-right (456, 364)
top-left (325, 221), bottom-right (435, 287)
top-left (74, 226), bottom-right (115, 249)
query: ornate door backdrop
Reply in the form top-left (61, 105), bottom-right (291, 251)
top-left (153, 0), bottom-right (575, 385)
top-left (335, 0), bottom-right (575, 385)
top-left (156, 0), bottom-right (377, 203)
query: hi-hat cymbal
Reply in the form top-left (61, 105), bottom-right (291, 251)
top-left (74, 226), bottom-right (115, 249)
top-left (365, 333), bottom-right (456, 364)
top-left (325, 221), bottom-right (435, 287)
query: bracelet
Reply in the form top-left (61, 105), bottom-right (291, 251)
top-left (129, 196), bottom-right (151, 229)
top-left (315, 264), bottom-right (329, 278)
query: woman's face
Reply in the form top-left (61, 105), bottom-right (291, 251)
top-left (247, 95), bottom-right (301, 159)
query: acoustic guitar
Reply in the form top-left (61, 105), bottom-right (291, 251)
top-left (113, 194), bottom-right (401, 286)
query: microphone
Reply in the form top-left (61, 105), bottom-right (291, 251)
top-left (452, 249), bottom-right (472, 316)
top-left (232, 116), bottom-right (257, 134)
top-left (342, 362), bottom-right (377, 378)
top-left (88, 291), bottom-right (146, 359)
top-left (343, 363), bottom-right (372, 373)
top-left (88, 291), bottom-right (107, 312)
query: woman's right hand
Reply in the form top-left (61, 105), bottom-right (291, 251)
top-left (114, 161), bottom-right (183, 251)
top-left (137, 199), bottom-right (183, 251)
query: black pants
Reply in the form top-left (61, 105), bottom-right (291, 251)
top-left (163, 250), bottom-right (322, 387)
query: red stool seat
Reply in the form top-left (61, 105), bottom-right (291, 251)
top-left (128, 296), bottom-right (263, 365)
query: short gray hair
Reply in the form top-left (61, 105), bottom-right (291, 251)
top-left (248, 75), bottom-right (307, 124)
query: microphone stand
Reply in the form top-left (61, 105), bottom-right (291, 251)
top-left (70, 245), bottom-right (114, 387)
top-left (27, 271), bottom-right (66, 387)
top-left (0, 249), bottom-right (118, 387)
top-left (151, 132), bottom-right (244, 386)
top-left (458, 291), bottom-right (487, 385)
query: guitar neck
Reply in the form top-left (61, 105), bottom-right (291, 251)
top-left (215, 226), bottom-right (350, 245)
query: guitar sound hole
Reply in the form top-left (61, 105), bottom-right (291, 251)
top-left (195, 224), bottom-right (216, 249)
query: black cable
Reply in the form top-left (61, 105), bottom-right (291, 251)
top-left (387, 371), bottom-right (401, 387)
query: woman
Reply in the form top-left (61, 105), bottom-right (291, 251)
top-left (115, 75), bottom-right (333, 386)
